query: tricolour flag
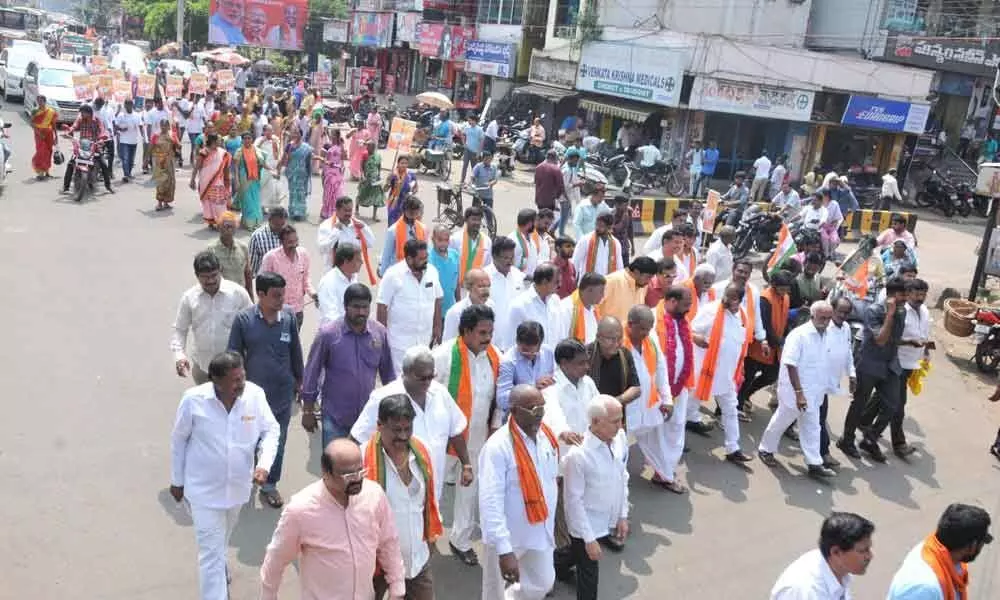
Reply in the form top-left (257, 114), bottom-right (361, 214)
top-left (767, 223), bottom-right (797, 276)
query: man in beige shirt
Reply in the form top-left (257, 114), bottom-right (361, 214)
top-left (206, 212), bottom-right (252, 295)
top-left (597, 256), bottom-right (658, 325)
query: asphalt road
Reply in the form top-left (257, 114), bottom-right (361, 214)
top-left (2, 101), bottom-right (999, 599)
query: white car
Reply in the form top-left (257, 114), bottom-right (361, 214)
top-left (23, 59), bottom-right (87, 124)
top-left (107, 42), bottom-right (146, 75)
top-left (0, 44), bottom-right (49, 101)
top-left (158, 59), bottom-right (196, 77)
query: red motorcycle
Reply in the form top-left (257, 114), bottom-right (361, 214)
top-left (62, 128), bottom-right (109, 203)
top-left (973, 307), bottom-right (1000, 373)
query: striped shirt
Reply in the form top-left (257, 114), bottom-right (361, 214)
top-left (248, 224), bottom-right (281, 275)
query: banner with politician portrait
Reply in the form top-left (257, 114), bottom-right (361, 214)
top-left (208, 0), bottom-right (308, 51)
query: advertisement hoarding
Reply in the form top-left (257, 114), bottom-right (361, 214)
top-left (209, 0), bottom-right (308, 51)
top-left (417, 23), bottom-right (475, 60)
top-left (841, 95), bottom-right (930, 135)
top-left (394, 12), bottom-right (420, 44)
top-left (350, 12), bottom-right (394, 47)
top-left (883, 34), bottom-right (1000, 78)
top-left (689, 77), bottom-right (815, 122)
top-left (464, 41), bottom-right (516, 79)
top-left (322, 19), bottom-right (349, 43)
top-left (576, 42), bottom-right (682, 107)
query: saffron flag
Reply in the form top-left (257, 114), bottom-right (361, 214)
top-left (767, 223), bottom-right (797, 276)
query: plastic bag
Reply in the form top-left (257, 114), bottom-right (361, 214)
top-left (907, 358), bottom-right (931, 395)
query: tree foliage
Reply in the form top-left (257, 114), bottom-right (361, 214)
top-left (75, 0), bottom-right (122, 32)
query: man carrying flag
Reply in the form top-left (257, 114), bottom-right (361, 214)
top-left (450, 206), bottom-right (493, 287)
top-left (767, 222), bottom-right (798, 276)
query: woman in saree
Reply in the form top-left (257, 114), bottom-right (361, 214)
top-left (150, 118), bottom-right (180, 211)
top-left (223, 129), bottom-right (243, 210)
top-left (277, 128), bottom-right (313, 220)
top-left (384, 155), bottom-right (417, 224)
top-left (189, 133), bottom-right (231, 229)
top-left (30, 95), bottom-right (58, 180)
top-left (366, 106), bottom-right (381, 146)
top-left (347, 127), bottom-right (369, 180)
top-left (316, 128), bottom-right (345, 219)
top-left (356, 140), bottom-right (384, 221)
top-left (307, 108), bottom-right (327, 157)
top-left (255, 123), bottom-right (285, 211)
top-left (234, 132), bottom-right (265, 230)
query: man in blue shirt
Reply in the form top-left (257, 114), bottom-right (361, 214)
top-left (720, 171), bottom-right (750, 226)
top-left (209, 0), bottom-right (248, 45)
top-left (699, 140), bottom-right (720, 198)
top-left (468, 152), bottom-right (498, 208)
top-left (429, 224), bottom-right (460, 322)
top-left (496, 320), bottom-right (555, 421)
top-left (431, 110), bottom-right (454, 151)
top-left (461, 114), bottom-right (485, 183)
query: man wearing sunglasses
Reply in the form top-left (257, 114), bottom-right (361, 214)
top-left (260, 438), bottom-right (406, 600)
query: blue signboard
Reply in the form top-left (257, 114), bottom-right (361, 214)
top-left (464, 41), bottom-right (516, 79)
top-left (841, 95), bottom-right (930, 135)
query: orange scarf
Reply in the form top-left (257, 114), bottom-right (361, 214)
top-left (683, 279), bottom-right (716, 322)
top-left (742, 284), bottom-right (758, 331)
top-left (447, 337), bottom-right (500, 454)
top-left (568, 290), bottom-right (598, 343)
top-left (363, 433), bottom-right (443, 542)
top-left (624, 334), bottom-right (660, 408)
top-left (241, 146), bottom-right (259, 180)
top-left (681, 250), bottom-right (696, 275)
top-left (693, 304), bottom-right (753, 402)
top-left (393, 218), bottom-right (426, 261)
top-left (352, 218), bottom-right (378, 284)
top-left (585, 234), bottom-right (618, 273)
top-left (515, 230), bottom-right (542, 271)
top-left (458, 228), bottom-right (486, 287)
top-left (747, 287), bottom-right (788, 365)
top-left (510, 419), bottom-right (559, 524)
top-left (920, 534), bottom-right (968, 600)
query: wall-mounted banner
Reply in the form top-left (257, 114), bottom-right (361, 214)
top-left (841, 95), bottom-right (930, 134)
top-left (464, 41), bottom-right (516, 79)
top-left (689, 76), bottom-right (815, 122)
top-left (576, 41), bottom-right (682, 107)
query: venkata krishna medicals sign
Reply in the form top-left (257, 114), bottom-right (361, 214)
top-left (576, 42), bottom-right (683, 107)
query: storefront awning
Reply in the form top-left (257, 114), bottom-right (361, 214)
top-left (579, 98), bottom-right (653, 122)
top-left (514, 83), bottom-right (577, 102)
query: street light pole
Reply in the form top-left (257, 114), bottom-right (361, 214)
top-left (176, 0), bottom-right (185, 48)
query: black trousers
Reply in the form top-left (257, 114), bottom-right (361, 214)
top-left (570, 537), bottom-right (599, 600)
top-left (860, 368), bottom-right (912, 447)
top-left (820, 395), bottom-right (831, 457)
top-left (842, 370), bottom-right (902, 444)
top-left (877, 195), bottom-right (893, 211)
top-left (737, 358), bottom-right (779, 412)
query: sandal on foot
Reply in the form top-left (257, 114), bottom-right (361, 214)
top-left (655, 479), bottom-right (688, 494)
top-left (259, 488), bottom-right (284, 508)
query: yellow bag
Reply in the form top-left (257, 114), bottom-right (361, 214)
top-left (907, 359), bottom-right (931, 395)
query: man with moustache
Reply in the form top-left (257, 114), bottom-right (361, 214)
top-left (242, 4), bottom-right (268, 45)
top-left (443, 268), bottom-right (494, 342)
top-left (266, 4), bottom-right (303, 50)
top-left (317, 195), bottom-right (377, 276)
top-left (511, 207), bottom-right (544, 277)
top-left (480, 385), bottom-right (561, 600)
top-left (486, 237), bottom-right (528, 351)
top-left (170, 351), bottom-right (279, 600)
top-left (652, 285), bottom-right (694, 493)
top-left (555, 272), bottom-right (605, 344)
top-left (209, 0), bottom-right (248, 45)
top-left (571, 213), bottom-right (623, 279)
top-left (586, 316), bottom-right (642, 411)
top-left (377, 239), bottom-right (444, 374)
top-left (259, 439), bottom-right (407, 600)
top-left (770, 512), bottom-right (875, 599)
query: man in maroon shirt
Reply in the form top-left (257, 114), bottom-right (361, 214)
top-left (534, 149), bottom-right (565, 213)
top-left (553, 237), bottom-right (578, 298)
top-left (644, 258), bottom-right (678, 307)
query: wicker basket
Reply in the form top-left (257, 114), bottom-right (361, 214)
top-left (944, 298), bottom-right (978, 338)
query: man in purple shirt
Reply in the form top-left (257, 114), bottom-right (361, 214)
top-left (301, 283), bottom-right (396, 447)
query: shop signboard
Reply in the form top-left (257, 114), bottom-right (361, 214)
top-left (841, 95), bottom-right (930, 135)
top-left (322, 19), bottom-right (349, 43)
top-left (528, 52), bottom-right (576, 89)
top-left (350, 12), bottom-right (394, 47)
top-left (394, 12), bottom-right (420, 44)
top-left (209, 0), bottom-right (308, 51)
top-left (464, 41), bottom-right (516, 78)
top-left (689, 76), bottom-right (815, 122)
top-left (883, 34), bottom-right (1000, 78)
top-left (576, 42), bottom-right (682, 107)
top-left (417, 23), bottom-right (475, 61)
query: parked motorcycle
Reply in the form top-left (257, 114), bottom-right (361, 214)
top-left (495, 136), bottom-right (515, 176)
top-left (915, 169), bottom-right (972, 217)
top-left (635, 159), bottom-right (685, 196)
top-left (974, 306), bottom-right (1000, 373)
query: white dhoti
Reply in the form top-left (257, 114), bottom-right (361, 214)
top-left (717, 391), bottom-right (741, 453)
top-left (450, 444), bottom-right (481, 551)
top-left (190, 503), bottom-right (241, 600)
top-left (482, 544), bottom-right (555, 600)
top-left (657, 388), bottom-right (688, 481)
top-left (685, 389), bottom-right (703, 423)
top-left (691, 304), bottom-right (749, 454)
top-left (759, 390), bottom-right (823, 466)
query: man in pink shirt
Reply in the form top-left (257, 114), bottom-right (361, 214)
top-left (260, 438), bottom-right (407, 600)
top-left (260, 224), bottom-right (318, 331)
top-left (876, 214), bottom-right (917, 251)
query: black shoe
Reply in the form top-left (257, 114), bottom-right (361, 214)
top-left (598, 535), bottom-right (626, 552)
top-left (822, 454), bottom-right (841, 469)
top-left (105, 187), bottom-right (115, 194)
top-left (893, 443), bottom-right (917, 458)
top-left (837, 439), bottom-right (861, 459)
top-left (758, 451), bottom-right (778, 467)
top-left (686, 421), bottom-right (714, 436)
top-left (448, 542), bottom-right (479, 566)
top-left (726, 450), bottom-right (754, 463)
top-left (859, 438), bottom-right (887, 463)
top-left (990, 445), bottom-right (1000, 462)
top-left (808, 464), bottom-right (837, 478)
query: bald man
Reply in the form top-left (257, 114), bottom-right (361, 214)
top-left (480, 385), bottom-right (560, 600)
top-left (260, 439), bottom-right (406, 599)
top-left (563, 395), bottom-right (630, 599)
top-left (443, 267), bottom-right (495, 342)
top-left (586, 316), bottom-right (642, 408)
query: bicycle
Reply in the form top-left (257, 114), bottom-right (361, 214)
top-left (436, 184), bottom-right (497, 240)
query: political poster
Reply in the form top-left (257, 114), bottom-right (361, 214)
top-left (387, 117), bottom-right (417, 156)
top-left (189, 73), bottom-right (209, 96)
top-left (312, 71), bottom-right (331, 89)
top-left (165, 75), bottom-right (184, 99)
top-left (215, 69), bottom-right (235, 92)
top-left (96, 74), bottom-right (114, 98)
top-left (112, 79), bottom-right (132, 103)
top-left (90, 55), bottom-right (108, 73)
top-left (136, 73), bottom-right (155, 99)
top-left (699, 189), bottom-right (721, 233)
top-left (72, 74), bottom-right (94, 101)
top-left (208, 0), bottom-right (308, 51)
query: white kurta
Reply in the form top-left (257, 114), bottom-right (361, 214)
top-left (443, 297), bottom-right (497, 343)
top-left (511, 230), bottom-right (542, 277)
top-left (691, 301), bottom-right (748, 398)
top-left (316, 216), bottom-right (376, 272)
top-left (505, 288), bottom-right (562, 351)
top-left (541, 368), bottom-right (600, 462)
top-left (485, 264), bottom-right (527, 351)
top-left (625, 334), bottom-right (673, 433)
top-left (712, 279), bottom-right (766, 342)
top-left (571, 233), bottom-right (624, 279)
top-left (433, 339), bottom-right (498, 552)
top-left (449, 228), bottom-right (494, 268)
top-left (562, 430), bottom-right (629, 544)
top-left (553, 295), bottom-right (599, 345)
top-left (661, 318), bottom-right (690, 481)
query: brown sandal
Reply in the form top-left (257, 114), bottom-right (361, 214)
top-left (259, 488), bottom-right (284, 508)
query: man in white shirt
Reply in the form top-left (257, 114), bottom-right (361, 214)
top-left (511, 208), bottom-right (544, 277)
top-left (505, 263), bottom-right (563, 351)
top-left (361, 394), bottom-right (442, 598)
top-left (432, 303), bottom-right (500, 567)
top-left (758, 301), bottom-right (838, 478)
top-left (646, 228), bottom-right (689, 282)
top-left (94, 97), bottom-right (117, 179)
top-left (572, 214), bottom-right (624, 280)
top-left (686, 141), bottom-right (703, 197)
top-left (705, 226), bottom-right (735, 281)
top-left (377, 239), bottom-right (444, 374)
top-left (184, 95), bottom-right (207, 165)
top-left (562, 395), bottom-right (630, 600)
top-left (769, 156), bottom-right (787, 198)
top-left (573, 185), bottom-right (613, 240)
top-left (480, 384), bottom-right (560, 600)
top-left (485, 118), bottom-right (499, 155)
top-left (636, 139), bottom-right (662, 168)
top-left (878, 167), bottom-right (903, 211)
top-left (770, 512), bottom-right (874, 600)
top-left (448, 205), bottom-right (493, 274)
top-left (751, 150), bottom-right (772, 202)
top-left (113, 99), bottom-right (143, 182)
top-left (712, 259), bottom-right (767, 344)
top-left (169, 351), bottom-right (280, 600)
top-left (642, 209), bottom-right (689, 255)
top-left (485, 237), bottom-right (527, 351)
top-left (443, 268), bottom-right (493, 342)
top-left (316, 245), bottom-right (361, 327)
top-left (351, 346), bottom-right (472, 505)
top-left (555, 272), bottom-right (605, 344)
top-left (771, 180), bottom-right (801, 217)
top-left (143, 97), bottom-right (172, 172)
top-left (171, 251), bottom-right (252, 385)
top-left (316, 196), bottom-right (376, 277)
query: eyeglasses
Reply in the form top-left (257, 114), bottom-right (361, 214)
top-left (515, 404), bottom-right (545, 418)
top-left (336, 467), bottom-right (367, 482)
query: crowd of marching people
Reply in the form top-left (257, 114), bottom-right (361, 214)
top-left (155, 90), bottom-right (1000, 599)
